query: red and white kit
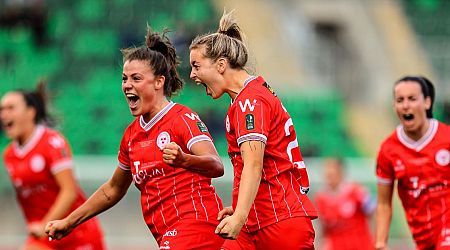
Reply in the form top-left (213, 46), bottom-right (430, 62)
top-left (315, 183), bottom-right (374, 250)
top-left (118, 102), bottom-right (224, 244)
top-left (3, 125), bottom-right (104, 249)
top-left (225, 76), bottom-right (317, 232)
top-left (377, 119), bottom-right (450, 249)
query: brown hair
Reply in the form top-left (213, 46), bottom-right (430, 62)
top-left (121, 27), bottom-right (183, 97)
top-left (15, 79), bottom-right (55, 127)
top-left (189, 10), bottom-right (248, 69)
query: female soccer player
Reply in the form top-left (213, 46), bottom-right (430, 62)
top-left (45, 28), bottom-right (225, 249)
top-left (314, 158), bottom-right (375, 250)
top-left (375, 76), bottom-right (450, 250)
top-left (1, 82), bottom-right (105, 250)
top-left (189, 10), bottom-right (317, 250)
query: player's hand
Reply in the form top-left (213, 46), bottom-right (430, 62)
top-left (217, 206), bottom-right (234, 220)
top-left (28, 221), bottom-right (46, 238)
top-left (162, 142), bottom-right (186, 167)
top-left (45, 219), bottom-right (73, 241)
top-left (215, 213), bottom-right (246, 240)
top-left (375, 242), bottom-right (390, 250)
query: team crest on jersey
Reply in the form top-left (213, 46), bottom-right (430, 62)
top-left (245, 114), bottom-right (255, 130)
top-left (435, 149), bottom-right (450, 166)
top-left (157, 132), bottom-right (171, 150)
top-left (263, 82), bottom-right (276, 96)
top-left (30, 154), bottom-right (45, 173)
top-left (197, 121), bottom-right (208, 132)
top-left (226, 115), bottom-right (230, 133)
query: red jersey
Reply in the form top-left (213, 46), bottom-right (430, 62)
top-left (315, 183), bottom-right (374, 250)
top-left (117, 102), bottom-right (223, 242)
top-left (225, 76), bottom-right (317, 232)
top-left (377, 119), bottom-right (450, 247)
top-left (3, 126), bottom-right (105, 249)
top-left (3, 125), bottom-right (87, 223)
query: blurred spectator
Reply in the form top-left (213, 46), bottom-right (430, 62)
top-left (0, 0), bottom-right (49, 46)
top-left (314, 158), bottom-right (375, 250)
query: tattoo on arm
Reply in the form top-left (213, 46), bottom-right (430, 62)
top-left (101, 188), bottom-right (111, 201)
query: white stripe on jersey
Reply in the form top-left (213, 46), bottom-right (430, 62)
top-left (289, 172), bottom-right (304, 210)
top-left (191, 174), bottom-right (199, 219)
top-left (156, 182), bottom-right (168, 228)
top-left (272, 159), bottom-right (292, 217)
top-left (149, 186), bottom-right (159, 234)
top-left (50, 159), bottom-right (73, 174)
top-left (181, 115), bottom-right (194, 138)
top-left (197, 179), bottom-right (209, 221)
top-left (187, 135), bottom-right (212, 152)
top-left (252, 203), bottom-right (261, 230)
top-left (377, 177), bottom-right (393, 185)
top-left (262, 167), bottom-right (279, 222)
top-left (237, 133), bottom-right (267, 146)
top-left (212, 185), bottom-right (221, 214)
top-left (118, 163), bottom-right (130, 171)
top-left (172, 177), bottom-right (180, 219)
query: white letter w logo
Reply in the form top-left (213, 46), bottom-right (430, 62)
top-left (185, 113), bottom-right (200, 121)
top-left (239, 99), bottom-right (257, 112)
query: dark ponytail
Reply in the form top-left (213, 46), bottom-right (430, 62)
top-left (122, 27), bottom-right (183, 97)
top-left (19, 79), bottom-right (55, 127)
top-left (395, 76), bottom-right (435, 118)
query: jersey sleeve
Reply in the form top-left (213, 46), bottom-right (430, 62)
top-left (177, 110), bottom-right (213, 152)
top-left (45, 133), bottom-right (74, 174)
top-left (234, 95), bottom-right (271, 146)
top-left (118, 128), bottom-right (131, 171)
top-left (376, 146), bottom-right (394, 185)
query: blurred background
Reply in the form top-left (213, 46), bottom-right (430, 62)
top-left (0, 0), bottom-right (449, 249)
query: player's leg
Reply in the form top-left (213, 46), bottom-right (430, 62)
top-left (159, 219), bottom-right (225, 250)
top-left (221, 230), bottom-right (255, 250)
top-left (255, 216), bottom-right (315, 250)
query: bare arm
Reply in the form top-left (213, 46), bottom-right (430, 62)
top-left (375, 183), bottom-right (394, 250)
top-left (215, 140), bottom-right (264, 239)
top-left (162, 141), bottom-right (224, 178)
top-left (46, 167), bottom-right (132, 240)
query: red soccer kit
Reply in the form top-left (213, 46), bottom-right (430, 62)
top-left (315, 183), bottom-right (374, 250)
top-left (225, 76), bottom-right (317, 233)
top-left (3, 125), bottom-right (104, 250)
top-left (377, 119), bottom-right (450, 249)
top-left (117, 102), bottom-right (224, 246)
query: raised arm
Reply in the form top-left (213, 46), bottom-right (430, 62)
top-left (162, 141), bottom-right (224, 178)
top-left (215, 140), bottom-right (264, 239)
top-left (375, 183), bottom-right (394, 250)
top-left (45, 167), bottom-right (132, 240)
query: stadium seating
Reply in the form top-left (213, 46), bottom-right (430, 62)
top-left (0, 0), bottom-right (361, 158)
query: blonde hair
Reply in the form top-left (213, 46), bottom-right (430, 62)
top-left (190, 10), bottom-right (248, 69)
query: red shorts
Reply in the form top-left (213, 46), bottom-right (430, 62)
top-left (157, 219), bottom-right (225, 250)
top-left (221, 216), bottom-right (315, 250)
top-left (26, 218), bottom-right (105, 250)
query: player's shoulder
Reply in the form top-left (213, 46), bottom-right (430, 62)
top-left (379, 129), bottom-right (399, 151)
top-left (239, 76), bottom-right (275, 100)
top-left (437, 120), bottom-right (450, 132)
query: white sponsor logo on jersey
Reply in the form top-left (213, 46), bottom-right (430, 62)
top-left (238, 99), bottom-right (257, 112)
top-left (185, 112), bottom-right (200, 121)
top-left (226, 115), bottom-right (230, 133)
top-left (436, 149), bottom-right (450, 166)
top-left (157, 132), bottom-right (171, 150)
top-left (30, 154), bottom-right (45, 173)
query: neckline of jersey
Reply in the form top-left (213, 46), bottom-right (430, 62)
top-left (139, 101), bottom-right (176, 131)
top-left (396, 118), bottom-right (438, 151)
top-left (231, 75), bottom-right (257, 104)
top-left (13, 125), bottom-right (45, 158)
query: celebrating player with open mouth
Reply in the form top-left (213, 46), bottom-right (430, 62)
top-left (45, 27), bottom-right (226, 249)
top-left (376, 76), bottom-right (450, 250)
top-left (189, 10), bottom-right (317, 250)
